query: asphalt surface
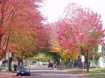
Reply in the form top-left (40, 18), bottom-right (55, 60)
top-left (17, 65), bottom-right (80, 78)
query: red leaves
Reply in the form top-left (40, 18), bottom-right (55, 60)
top-left (57, 3), bottom-right (105, 51)
top-left (0, 0), bottom-right (47, 54)
top-left (0, 0), bottom-right (8, 4)
top-left (0, 24), bottom-right (4, 36)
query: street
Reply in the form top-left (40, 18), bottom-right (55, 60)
top-left (14, 65), bottom-right (80, 78)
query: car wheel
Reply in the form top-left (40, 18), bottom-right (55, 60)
top-left (28, 73), bottom-right (30, 76)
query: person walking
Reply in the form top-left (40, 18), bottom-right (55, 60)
top-left (53, 61), bottom-right (57, 70)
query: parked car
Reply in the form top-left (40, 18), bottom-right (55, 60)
top-left (48, 63), bottom-right (53, 68)
top-left (16, 65), bottom-right (30, 76)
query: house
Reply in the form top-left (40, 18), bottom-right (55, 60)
top-left (90, 44), bottom-right (105, 68)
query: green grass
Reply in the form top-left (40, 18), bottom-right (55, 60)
top-left (63, 67), bottom-right (105, 78)
top-left (0, 66), bottom-right (6, 71)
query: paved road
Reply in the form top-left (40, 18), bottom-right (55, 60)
top-left (15, 65), bottom-right (80, 78)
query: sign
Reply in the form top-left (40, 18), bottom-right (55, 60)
top-left (9, 52), bottom-right (12, 57)
top-left (6, 52), bottom-right (12, 59)
top-left (60, 59), bottom-right (61, 62)
top-left (81, 55), bottom-right (85, 63)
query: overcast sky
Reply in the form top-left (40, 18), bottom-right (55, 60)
top-left (42, 0), bottom-right (105, 28)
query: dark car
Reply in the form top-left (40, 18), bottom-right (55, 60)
top-left (48, 63), bottom-right (53, 68)
top-left (16, 65), bottom-right (30, 76)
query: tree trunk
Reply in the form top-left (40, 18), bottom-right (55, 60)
top-left (0, 26), bottom-right (11, 60)
top-left (0, 35), bottom-right (2, 47)
top-left (0, 36), bottom-right (4, 61)
top-left (21, 58), bottom-right (23, 65)
top-left (8, 57), bottom-right (12, 71)
top-left (17, 55), bottom-right (23, 66)
top-left (86, 50), bottom-right (89, 72)
top-left (20, 51), bottom-right (24, 65)
top-left (17, 57), bottom-right (20, 66)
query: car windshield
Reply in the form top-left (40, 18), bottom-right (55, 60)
top-left (23, 66), bottom-right (29, 68)
top-left (19, 65), bottom-right (29, 69)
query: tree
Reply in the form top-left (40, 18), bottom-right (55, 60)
top-left (0, 0), bottom-right (39, 59)
top-left (57, 3), bottom-right (105, 72)
top-left (0, 0), bottom-right (45, 71)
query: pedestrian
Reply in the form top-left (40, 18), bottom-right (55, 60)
top-left (53, 61), bottom-right (57, 70)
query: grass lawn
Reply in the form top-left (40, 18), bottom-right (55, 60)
top-left (63, 67), bottom-right (105, 78)
top-left (0, 66), bottom-right (6, 70)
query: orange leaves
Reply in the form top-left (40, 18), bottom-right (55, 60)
top-left (60, 48), bottom-right (79, 61)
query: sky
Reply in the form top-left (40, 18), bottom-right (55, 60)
top-left (42, 0), bottom-right (105, 28)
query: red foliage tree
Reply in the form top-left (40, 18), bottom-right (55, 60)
top-left (0, 0), bottom-right (43, 55)
top-left (0, 0), bottom-right (46, 71)
top-left (57, 3), bottom-right (105, 71)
